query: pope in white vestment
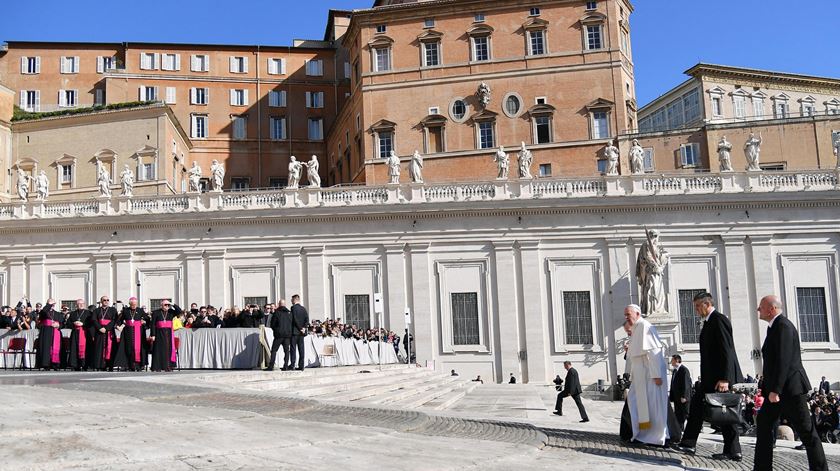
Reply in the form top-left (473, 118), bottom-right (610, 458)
top-left (625, 304), bottom-right (670, 446)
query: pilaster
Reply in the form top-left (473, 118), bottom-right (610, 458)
top-left (303, 246), bottom-right (326, 318)
top-left (492, 241), bottom-right (521, 383)
top-left (517, 240), bottom-right (549, 383)
top-left (384, 244), bottom-right (408, 333)
top-left (408, 243), bottom-right (433, 366)
top-left (205, 249), bottom-right (226, 309)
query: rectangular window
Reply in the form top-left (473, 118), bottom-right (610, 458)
top-left (592, 111), bottom-right (609, 139)
top-left (344, 295), bottom-right (371, 331)
top-left (374, 47), bottom-right (391, 72)
top-left (678, 289), bottom-right (704, 344)
top-left (711, 96), bottom-right (722, 116)
top-left (140, 162), bottom-right (156, 181)
top-left (269, 90), bottom-right (286, 107)
top-left (563, 291), bottom-right (593, 345)
top-left (802, 103), bottom-right (815, 117)
top-left (96, 56), bottom-right (115, 73)
top-left (149, 299), bottom-right (167, 311)
top-left (306, 91), bottom-right (324, 108)
top-left (191, 115), bottom-right (208, 139)
top-left (165, 87), bottom-right (176, 104)
top-left (190, 87), bottom-right (209, 105)
top-left (474, 13), bottom-right (485, 22)
top-left (586, 1), bottom-right (598, 10)
top-left (375, 24), bottom-right (387, 34)
top-left (306, 59), bottom-right (324, 76)
top-left (231, 177), bottom-right (249, 191)
top-left (530, 7), bottom-right (541, 16)
top-left (378, 131), bottom-right (393, 158)
top-left (796, 287), bottom-right (830, 343)
top-left (643, 147), bottom-right (655, 172)
top-left (586, 25), bottom-right (603, 50)
top-left (451, 292), bottom-right (480, 345)
top-left (308, 118), bottom-right (323, 141)
top-left (267, 57), bottom-right (286, 75)
top-left (344, 61), bottom-right (351, 79)
top-left (139, 86), bottom-right (158, 102)
top-left (424, 18), bottom-right (435, 28)
top-left (58, 89), bottom-right (77, 107)
top-left (734, 95), bottom-right (746, 118)
top-left (60, 56), bottom-right (80, 74)
top-left (21, 90), bottom-right (40, 111)
top-left (753, 98), bottom-right (764, 118)
top-left (775, 102), bottom-right (789, 118)
top-left (667, 99), bottom-right (684, 129)
top-left (230, 89), bottom-right (248, 106)
top-left (680, 143), bottom-right (700, 167)
top-left (539, 163), bottom-right (551, 177)
top-left (529, 30), bottom-right (546, 55)
top-left (232, 116), bottom-right (247, 140)
top-left (94, 88), bottom-right (104, 105)
top-left (270, 117), bottom-right (286, 140)
top-left (60, 164), bottom-right (73, 184)
top-left (535, 116), bottom-right (552, 143)
top-left (161, 53), bottom-right (180, 71)
top-left (682, 89), bottom-right (700, 122)
top-left (191, 54), bottom-right (210, 72)
top-left (243, 297), bottom-right (268, 309)
top-left (269, 177), bottom-right (288, 188)
top-left (230, 56), bottom-right (247, 73)
top-left (140, 52), bottom-right (158, 70)
top-left (478, 121), bottom-right (495, 149)
top-left (423, 41), bottom-right (440, 67)
top-left (472, 36), bottom-right (490, 61)
top-left (22, 56), bottom-right (40, 74)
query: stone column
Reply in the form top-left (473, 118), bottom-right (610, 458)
top-left (384, 244), bottom-right (407, 333)
top-left (205, 250), bottom-right (226, 309)
top-left (518, 241), bottom-right (550, 383)
top-left (303, 246), bottom-right (326, 318)
top-left (283, 247), bottom-right (303, 300)
top-left (92, 254), bottom-right (112, 301)
top-left (604, 237), bottom-right (634, 387)
top-left (26, 255), bottom-right (46, 302)
top-left (746, 235), bottom-right (774, 376)
top-left (408, 243), bottom-right (433, 367)
top-left (184, 251), bottom-right (205, 307)
top-left (113, 253), bottom-right (134, 303)
top-left (492, 241), bottom-right (522, 383)
top-left (7, 256), bottom-right (26, 304)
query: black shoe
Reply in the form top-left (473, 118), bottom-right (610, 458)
top-left (729, 453), bottom-right (742, 462)
top-left (711, 452), bottom-right (740, 461)
top-left (794, 444), bottom-right (806, 450)
top-left (295, 367), bottom-right (304, 371)
top-left (263, 367), bottom-right (274, 371)
top-left (676, 443), bottom-right (696, 455)
top-left (552, 411), bottom-right (562, 416)
top-left (580, 419), bottom-right (590, 423)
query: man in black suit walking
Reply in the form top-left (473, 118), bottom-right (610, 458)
top-left (754, 295), bottom-right (827, 471)
top-left (678, 292), bottom-right (743, 461)
top-left (818, 376), bottom-right (831, 395)
top-left (289, 294), bottom-right (309, 371)
top-left (669, 354), bottom-right (692, 432)
top-left (553, 361), bottom-right (589, 422)
top-left (265, 299), bottom-right (293, 371)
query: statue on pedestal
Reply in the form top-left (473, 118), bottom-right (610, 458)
top-left (120, 165), bottom-right (134, 197)
top-left (717, 136), bottom-right (733, 172)
top-left (210, 160), bottom-right (225, 192)
top-left (833, 134), bottom-right (840, 169)
top-left (517, 142), bottom-right (533, 179)
top-left (288, 156), bottom-right (303, 189)
top-left (629, 139), bottom-right (645, 175)
top-left (97, 162), bottom-right (112, 198)
top-left (494, 146), bottom-right (509, 180)
top-left (188, 161), bottom-right (202, 193)
top-left (35, 170), bottom-right (49, 201)
top-left (477, 82), bottom-right (491, 109)
top-left (386, 151), bottom-right (401, 184)
top-left (603, 140), bottom-right (619, 176)
top-left (409, 150), bottom-right (424, 184)
top-left (16, 168), bottom-right (32, 202)
top-left (635, 229), bottom-right (671, 317)
top-left (745, 132), bottom-right (763, 171)
top-left (306, 155), bottom-right (321, 188)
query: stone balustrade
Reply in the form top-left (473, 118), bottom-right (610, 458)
top-left (2, 170), bottom-right (839, 220)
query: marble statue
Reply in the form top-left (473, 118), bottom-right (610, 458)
top-left (409, 150), bottom-right (424, 184)
top-left (35, 170), bottom-right (50, 201)
top-left (517, 142), bottom-right (533, 179)
top-left (629, 139), bottom-right (645, 175)
top-left (494, 146), bottom-right (509, 180)
top-left (188, 161), bottom-right (202, 193)
top-left (386, 151), bottom-right (401, 184)
top-left (97, 162), bottom-right (112, 198)
top-left (603, 140), bottom-right (620, 176)
top-left (210, 160), bottom-right (225, 192)
top-left (477, 82), bottom-right (491, 108)
top-left (16, 168), bottom-right (31, 202)
top-left (833, 134), bottom-right (840, 169)
top-left (744, 132), bottom-right (763, 171)
top-left (120, 164), bottom-right (134, 197)
top-left (307, 155), bottom-right (321, 188)
top-left (635, 229), bottom-right (671, 317)
top-left (717, 136), bottom-right (733, 172)
top-left (288, 156), bottom-right (303, 189)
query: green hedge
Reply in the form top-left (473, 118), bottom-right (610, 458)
top-left (12, 101), bottom-right (158, 122)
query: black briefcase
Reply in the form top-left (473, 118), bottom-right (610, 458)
top-left (703, 393), bottom-right (744, 426)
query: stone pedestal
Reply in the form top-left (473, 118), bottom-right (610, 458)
top-left (96, 196), bottom-right (112, 215)
top-left (12, 202), bottom-right (26, 219)
top-left (408, 183), bottom-right (425, 203)
top-left (646, 313), bottom-right (680, 357)
top-left (385, 184), bottom-right (400, 204)
top-left (117, 196), bottom-right (132, 213)
top-left (283, 189), bottom-right (301, 208)
top-left (187, 194), bottom-right (201, 211)
top-left (493, 180), bottom-right (509, 200)
top-left (517, 179), bottom-right (533, 199)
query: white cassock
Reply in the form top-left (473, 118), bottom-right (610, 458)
top-left (627, 317), bottom-right (669, 445)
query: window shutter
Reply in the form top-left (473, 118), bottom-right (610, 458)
top-left (153, 87), bottom-right (159, 101)
top-left (280, 58), bottom-right (287, 75)
top-left (58, 90), bottom-right (67, 107)
top-left (71, 89), bottom-right (78, 106)
top-left (153, 53), bottom-right (160, 69)
top-left (35, 57), bottom-right (41, 73)
top-left (204, 88), bottom-right (210, 103)
top-left (34, 91), bottom-right (40, 111)
top-left (174, 54), bottom-right (181, 70)
top-left (166, 87), bottom-right (176, 104)
top-left (20, 57), bottom-right (26, 73)
top-left (202, 55), bottom-right (209, 72)
top-left (141, 53), bottom-right (148, 70)
top-left (139, 86), bottom-right (146, 101)
top-left (97, 56), bottom-right (104, 73)
top-left (268, 58), bottom-right (276, 75)
top-left (95, 89), bottom-right (104, 105)
top-left (19, 90), bottom-right (25, 107)
top-left (344, 62), bottom-right (351, 79)
top-left (73, 56), bottom-right (80, 72)
top-left (191, 55), bottom-right (198, 71)
top-left (679, 146), bottom-right (687, 166)
top-left (281, 91), bottom-right (286, 107)
top-left (242, 56), bottom-right (249, 73)
top-left (229, 56), bottom-right (236, 72)
top-left (60, 57), bottom-right (67, 73)
top-left (269, 91), bottom-right (276, 107)
top-left (243, 89), bottom-right (249, 106)
top-left (230, 89), bottom-right (236, 105)
top-left (306, 92), bottom-right (311, 108)
top-left (190, 88), bottom-right (196, 104)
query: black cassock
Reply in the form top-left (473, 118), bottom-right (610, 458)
top-left (118, 307), bottom-right (149, 371)
top-left (66, 308), bottom-right (92, 370)
top-left (91, 306), bottom-right (118, 370)
top-left (35, 304), bottom-right (62, 369)
top-left (150, 306), bottom-right (180, 371)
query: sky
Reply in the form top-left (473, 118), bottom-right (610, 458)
top-left (2, 0), bottom-right (839, 106)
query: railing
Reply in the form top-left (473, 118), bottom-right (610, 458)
top-left (1, 170), bottom-right (837, 220)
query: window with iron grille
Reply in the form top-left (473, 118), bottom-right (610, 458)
top-left (61, 300), bottom-right (77, 311)
top-left (678, 289), bottom-right (705, 344)
top-left (149, 299), bottom-right (167, 311)
top-left (796, 287), bottom-right (830, 343)
top-left (563, 291), bottom-right (593, 344)
top-left (244, 296), bottom-right (268, 308)
top-left (344, 294), bottom-right (370, 330)
top-left (451, 292), bottom-right (480, 345)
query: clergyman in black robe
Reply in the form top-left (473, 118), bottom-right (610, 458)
top-left (119, 297), bottom-right (148, 371)
top-left (91, 296), bottom-right (118, 371)
top-left (66, 299), bottom-right (92, 371)
top-left (149, 300), bottom-right (181, 372)
top-left (35, 299), bottom-right (62, 370)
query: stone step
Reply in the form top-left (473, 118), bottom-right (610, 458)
top-left (390, 378), bottom-right (469, 409)
top-left (240, 366), bottom-right (422, 392)
top-left (331, 370), bottom-right (448, 402)
top-left (372, 374), bottom-right (461, 406)
top-left (422, 381), bottom-right (480, 410)
top-left (288, 368), bottom-right (432, 396)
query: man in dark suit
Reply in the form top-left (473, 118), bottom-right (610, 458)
top-left (289, 294), bottom-right (309, 371)
top-left (265, 300), bottom-right (293, 371)
top-left (669, 354), bottom-right (692, 432)
top-left (754, 295), bottom-right (827, 471)
top-left (818, 376), bottom-right (831, 395)
top-left (553, 361), bottom-right (589, 422)
top-left (678, 292), bottom-right (743, 461)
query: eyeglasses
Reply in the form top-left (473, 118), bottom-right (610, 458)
top-left (102, 299), bottom-right (110, 302)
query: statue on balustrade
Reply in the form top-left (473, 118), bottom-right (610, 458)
top-left (518, 142), bottom-right (533, 179)
top-left (35, 170), bottom-right (50, 201)
top-left (288, 156), bottom-right (303, 189)
top-left (188, 161), bottom-right (202, 193)
top-left (494, 146), bottom-right (509, 180)
top-left (16, 168), bottom-right (32, 202)
top-left (717, 136), bottom-right (733, 172)
top-left (410, 150), bottom-right (424, 184)
top-left (120, 165), bottom-right (134, 198)
top-left (387, 151), bottom-right (401, 184)
top-left (210, 160), bottom-right (225, 192)
top-left (833, 133), bottom-right (840, 169)
top-left (97, 162), bottom-right (112, 198)
top-left (307, 155), bottom-right (321, 188)
top-left (603, 140), bottom-right (620, 176)
top-left (744, 132), bottom-right (763, 171)
top-left (477, 82), bottom-right (491, 109)
top-left (629, 139), bottom-right (645, 175)
top-left (635, 229), bottom-right (671, 317)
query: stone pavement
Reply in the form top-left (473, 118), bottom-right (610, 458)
top-left (0, 369), bottom-right (836, 470)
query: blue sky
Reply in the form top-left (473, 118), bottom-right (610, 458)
top-left (2, 0), bottom-right (838, 106)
